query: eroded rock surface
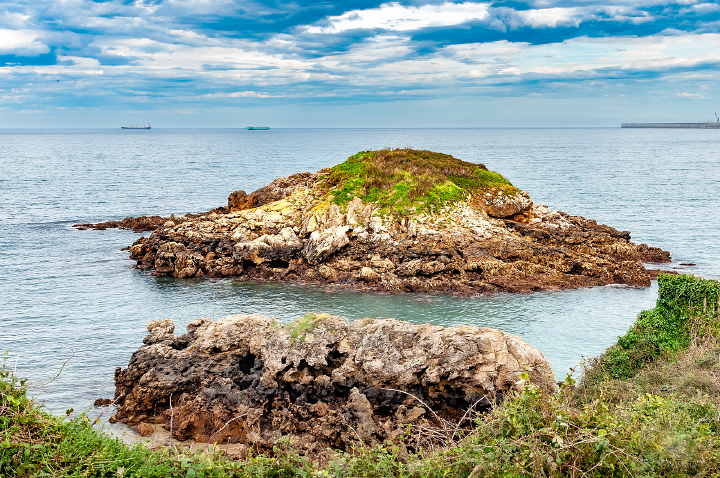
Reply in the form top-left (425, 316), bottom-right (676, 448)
top-left (110, 314), bottom-right (556, 457)
top-left (228, 171), bottom-right (326, 212)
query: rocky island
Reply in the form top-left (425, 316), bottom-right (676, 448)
top-left (93, 149), bottom-right (669, 294)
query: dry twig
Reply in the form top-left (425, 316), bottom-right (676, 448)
top-left (31, 349), bottom-right (74, 402)
top-left (201, 414), bottom-right (247, 453)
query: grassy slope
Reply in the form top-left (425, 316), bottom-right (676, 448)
top-left (318, 149), bottom-right (518, 216)
top-left (4, 274), bottom-right (720, 477)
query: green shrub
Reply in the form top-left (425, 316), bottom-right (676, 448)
top-left (590, 274), bottom-right (720, 381)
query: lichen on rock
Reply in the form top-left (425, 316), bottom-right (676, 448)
top-left (110, 314), bottom-right (557, 458)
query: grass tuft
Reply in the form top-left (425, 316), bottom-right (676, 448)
top-left (288, 313), bottom-right (322, 342)
top-left (318, 149), bottom-right (518, 216)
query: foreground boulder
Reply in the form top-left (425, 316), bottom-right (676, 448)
top-left (110, 314), bottom-right (557, 457)
top-left (86, 149), bottom-right (670, 293)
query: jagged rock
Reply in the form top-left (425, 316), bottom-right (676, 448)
top-left (136, 423), bottom-right (154, 437)
top-left (357, 266), bottom-right (380, 282)
top-left (174, 250), bottom-right (206, 278)
top-left (73, 215), bottom-right (169, 232)
top-left (302, 225), bottom-right (350, 265)
top-left (233, 228), bottom-right (303, 265)
top-left (144, 319), bottom-right (175, 345)
top-left (73, 210), bottom-right (229, 233)
top-left (110, 314), bottom-right (557, 458)
top-left (228, 171), bottom-right (326, 212)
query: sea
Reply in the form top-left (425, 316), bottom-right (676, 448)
top-left (1, 128), bottom-right (718, 434)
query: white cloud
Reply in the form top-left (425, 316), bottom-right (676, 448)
top-left (1, 0), bottom-right (719, 113)
top-left (691, 3), bottom-right (720, 13)
top-left (305, 2), bottom-right (490, 33)
top-left (0, 11), bottom-right (33, 29)
top-left (198, 91), bottom-right (274, 99)
top-left (0, 29), bottom-right (49, 55)
top-left (515, 7), bottom-right (583, 29)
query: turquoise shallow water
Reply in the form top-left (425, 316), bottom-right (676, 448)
top-left (1, 128), bottom-right (718, 427)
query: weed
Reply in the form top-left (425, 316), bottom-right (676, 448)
top-left (288, 313), bottom-right (321, 342)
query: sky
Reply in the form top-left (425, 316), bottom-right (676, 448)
top-left (1, 0), bottom-right (719, 127)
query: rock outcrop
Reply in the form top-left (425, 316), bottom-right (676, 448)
top-left (75, 172), bottom-right (327, 233)
top-left (110, 314), bottom-right (557, 457)
top-left (122, 149), bottom-right (669, 294)
top-left (80, 149), bottom-right (670, 293)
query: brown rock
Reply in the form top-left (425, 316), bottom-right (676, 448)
top-left (111, 314), bottom-right (556, 457)
top-left (318, 265), bottom-right (338, 282)
top-left (228, 171), bottom-right (325, 212)
top-left (482, 189), bottom-right (533, 218)
top-left (136, 423), bottom-right (154, 437)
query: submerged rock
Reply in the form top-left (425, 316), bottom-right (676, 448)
top-left (110, 314), bottom-right (556, 457)
top-left (115, 149), bottom-right (669, 294)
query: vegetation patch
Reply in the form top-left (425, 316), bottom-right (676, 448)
top-left (288, 313), bottom-right (322, 342)
top-left (586, 273), bottom-right (720, 381)
top-left (318, 149), bottom-right (518, 216)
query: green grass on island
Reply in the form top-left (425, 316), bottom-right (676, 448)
top-left (4, 273), bottom-right (720, 477)
top-left (319, 149), bottom-right (519, 216)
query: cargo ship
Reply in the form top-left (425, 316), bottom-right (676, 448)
top-left (121, 123), bottom-right (151, 129)
top-left (246, 123), bottom-right (269, 130)
top-left (622, 114), bottom-right (720, 128)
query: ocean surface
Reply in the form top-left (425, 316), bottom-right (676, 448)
top-left (1, 128), bottom-right (718, 433)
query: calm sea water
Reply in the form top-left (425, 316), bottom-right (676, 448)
top-left (1, 128), bottom-right (718, 428)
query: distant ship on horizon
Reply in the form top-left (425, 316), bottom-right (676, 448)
top-left (246, 123), bottom-right (269, 130)
top-left (121, 123), bottom-right (151, 129)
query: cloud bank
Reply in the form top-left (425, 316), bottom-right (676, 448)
top-left (0, 0), bottom-right (718, 125)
